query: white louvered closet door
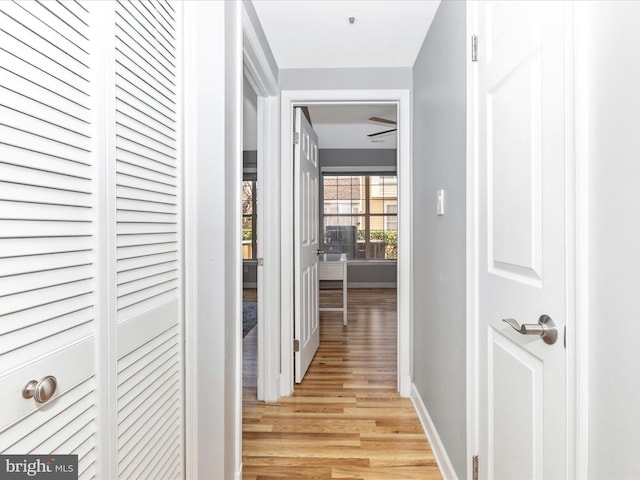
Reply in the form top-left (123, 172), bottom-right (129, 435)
top-left (114, 1), bottom-right (183, 479)
top-left (0, 1), bottom-right (99, 478)
top-left (0, 1), bottom-right (185, 478)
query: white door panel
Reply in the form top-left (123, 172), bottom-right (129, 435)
top-left (114, 1), bottom-right (183, 477)
top-left (294, 107), bottom-right (320, 383)
top-left (476, 2), bottom-right (568, 478)
top-left (0, 2), bottom-right (97, 477)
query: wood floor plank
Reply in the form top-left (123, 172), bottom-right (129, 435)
top-left (242, 288), bottom-right (442, 479)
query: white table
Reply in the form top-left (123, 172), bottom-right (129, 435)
top-left (318, 254), bottom-right (348, 325)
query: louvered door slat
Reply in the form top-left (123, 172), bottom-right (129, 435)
top-left (0, 65), bottom-right (90, 122)
top-left (116, 160), bottom-right (177, 188)
top-left (13, 1), bottom-right (90, 51)
top-left (2, 3), bottom-right (89, 65)
top-left (2, 308), bottom-right (93, 354)
top-left (117, 197), bottom-right (177, 215)
top-left (0, 2), bottom-right (97, 476)
top-left (116, 90), bottom-right (176, 137)
top-left (117, 232), bottom-right (178, 248)
top-left (0, 294), bottom-right (92, 335)
top-left (0, 237), bottom-right (92, 258)
top-left (117, 1), bottom-right (175, 66)
top-left (1, 88), bottom-right (91, 136)
top-left (0, 40), bottom-right (89, 107)
top-left (118, 252), bottom-right (177, 272)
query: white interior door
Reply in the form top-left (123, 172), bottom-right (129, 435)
top-left (0, 1), bottom-right (98, 475)
top-left (475, 2), bottom-right (569, 478)
top-left (114, 1), bottom-right (184, 478)
top-left (294, 107), bottom-right (320, 383)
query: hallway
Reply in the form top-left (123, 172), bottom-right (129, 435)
top-left (242, 289), bottom-right (441, 479)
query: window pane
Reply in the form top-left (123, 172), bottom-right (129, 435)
top-left (323, 176), bottom-right (364, 214)
top-left (242, 180), bottom-right (257, 260)
top-left (323, 215), bottom-right (363, 259)
top-left (242, 216), bottom-right (253, 260)
top-left (369, 176), bottom-right (397, 213)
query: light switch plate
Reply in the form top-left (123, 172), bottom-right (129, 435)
top-left (437, 189), bottom-right (445, 216)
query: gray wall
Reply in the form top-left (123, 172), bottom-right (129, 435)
top-left (587, 2), bottom-right (640, 477)
top-left (320, 148), bottom-right (396, 171)
top-left (412, 2), bottom-right (467, 478)
top-left (347, 263), bottom-right (396, 287)
top-left (280, 67), bottom-right (412, 90)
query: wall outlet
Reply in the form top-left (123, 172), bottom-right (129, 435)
top-left (437, 189), bottom-right (445, 216)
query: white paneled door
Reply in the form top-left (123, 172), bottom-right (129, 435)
top-left (294, 107), bottom-right (320, 383)
top-left (0, 1), bottom-right (184, 478)
top-left (474, 2), bottom-right (569, 478)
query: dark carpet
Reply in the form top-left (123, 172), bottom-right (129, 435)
top-left (243, 302), bottom-right (257, 338)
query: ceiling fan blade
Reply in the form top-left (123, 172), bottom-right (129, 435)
top-left (367, 128), bottom-right (397, 138)
top-left (369, 116), bottom-right (397, 125)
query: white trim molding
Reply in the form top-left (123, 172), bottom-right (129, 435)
top-left (411, 384), bottom-right (457, 480)
top-left (279, 89), bottom-right (413, 398)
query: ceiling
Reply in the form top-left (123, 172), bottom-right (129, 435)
top-left (252, 0), bottom-right (441, 69)
top-left (245, 1), bottom-right (440, 151)
top-left (306, 104), bottom-right (397, 149)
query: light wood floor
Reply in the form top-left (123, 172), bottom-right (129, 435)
top-left (242, 288), bottom-right (442, 480)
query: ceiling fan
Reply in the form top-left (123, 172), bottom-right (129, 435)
top-left (367, 116), bottom-right (397, 137)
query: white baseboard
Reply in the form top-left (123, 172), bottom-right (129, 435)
top-left (410, 383), bottom-right (458, 480)
top-left (347, 282), bottom-right (397, 288)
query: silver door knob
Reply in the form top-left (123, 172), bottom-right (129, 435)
top-left (22, 376), bottom-right (58, 404)
top-left (502, 315), bottom-right (558, 345)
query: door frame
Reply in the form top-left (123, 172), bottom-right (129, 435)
top-left (279, 89), bottom-right (413, 397)
top-left (466, 2), bottom-right (587, 477)
top-left (241, 1), bottom-right (281, 405)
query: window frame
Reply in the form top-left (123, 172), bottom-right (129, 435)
top-left (320, 173), bottom-right (398, 260)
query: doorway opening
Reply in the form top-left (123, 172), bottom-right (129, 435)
top-left (242, 74), bottom-right (259, 401)
top-left (278, 90), bottom-right (413, 398)
top-left (291, 103), bottom-right (399, 386)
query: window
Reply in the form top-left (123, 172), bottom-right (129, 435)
top-left (242, 180), bottom-right (257, 259)
top-left (322, 175), bottom-right (397, 260)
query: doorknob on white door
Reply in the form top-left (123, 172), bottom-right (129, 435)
top-left (502, 315), bottom-right (558, 345)
top-left (22, 375), bottom-right (57, 404)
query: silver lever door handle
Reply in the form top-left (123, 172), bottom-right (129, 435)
top-left (502, 315), bottom-right (558, 345)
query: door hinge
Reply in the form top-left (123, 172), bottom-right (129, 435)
top-left (472, 455), bottom-right (479, 480)
top-left (257, 257), bottom-right (264, 266)
top-left (294, 131), bottom-right (300, 145)
top-left (471, 35), bottom-right (478, 62)
top-left (293, 339), bottom-right (300, 352)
